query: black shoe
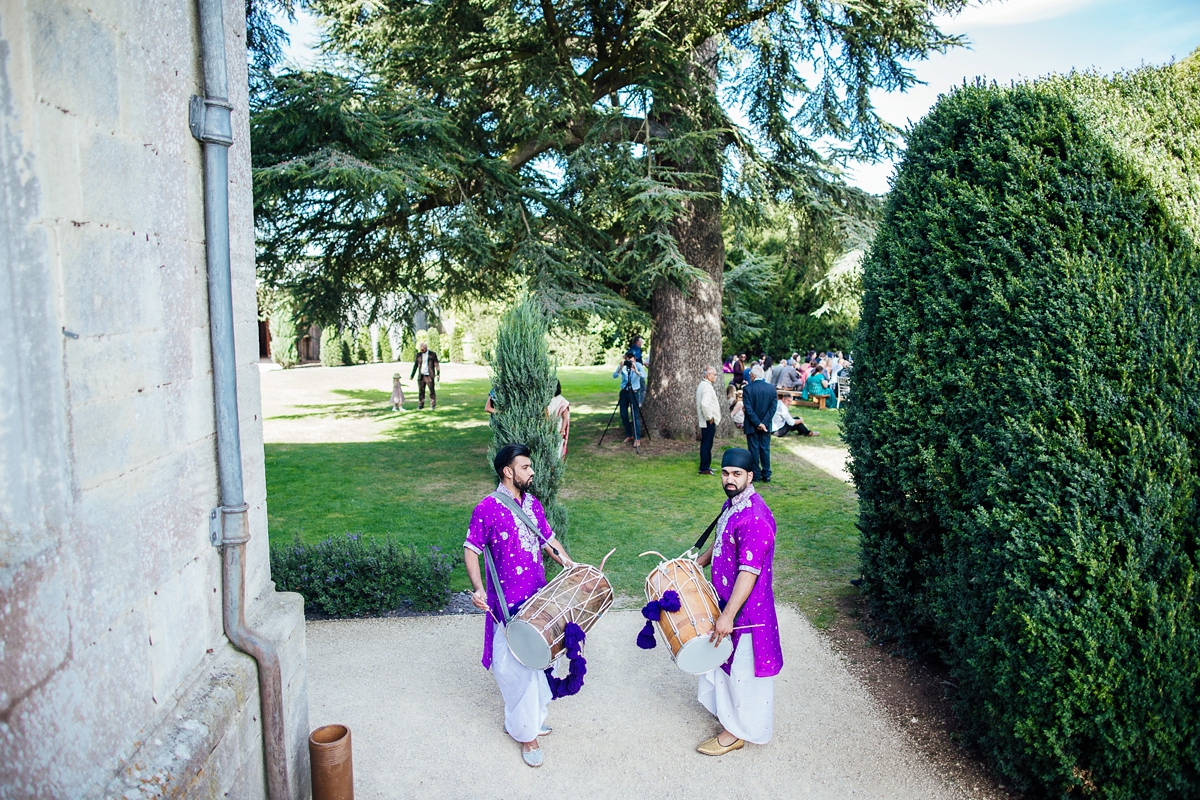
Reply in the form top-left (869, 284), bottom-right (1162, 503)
top-left (760, 476), bottom-right (772, 483)
top-left (699, 469), bottom-right (715, 475)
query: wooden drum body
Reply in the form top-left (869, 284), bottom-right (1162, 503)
top-left (644, 557), bottom-right (733, 675)
top-left (506, 562), bottom-right (614, 670)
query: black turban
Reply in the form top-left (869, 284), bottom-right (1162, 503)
top-left (721, 448), bottom-right (755, 472)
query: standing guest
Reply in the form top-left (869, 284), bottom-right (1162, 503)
top-left (464, 444), bottom-right (574, 768)
top-left (772, 394), bottom-right (818, 437)
top-left (695, 366), bottom-right (722, 475)
top-left (803, 365), bottom-right (838, 408)
top-left (629, 335), bottom-right (645, 365)
top-left (731, 353), bottom-right (745, 387)
top-left (613, 351), bottom-right (648, 445)
top-left (741, 365), bottom-right (777, 483)
top-left (391, 372), bottom-right (406, 412)
top-left (694, 447), bottom-right (782, 755)
top-left (410, 341), bottom-right (441, 410)
top-left (546, 381), bottom-right (571, 459)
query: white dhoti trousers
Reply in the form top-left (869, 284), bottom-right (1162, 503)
top-left (491, 624), bottom-right (551, 743)
top-left (697, 632), bottom-right (775, 744)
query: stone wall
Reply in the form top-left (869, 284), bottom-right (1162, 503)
top-left (0, 1), bottom-right (308, 797)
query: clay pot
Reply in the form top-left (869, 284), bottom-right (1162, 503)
top-left (309, 724), bottom-right (353, 800)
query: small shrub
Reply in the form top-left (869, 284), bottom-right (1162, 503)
top-left (427, 328), bottom-right (441, 356)
top-left (319, 325), bottom-right (343, 367)
top-left (271, 534), bottom-right (453, 617)
top-left (378, 326), bottom-right (393, 362)
top-left (339, 329), bottom-right (355, 365)
top-left (448, 326), bottom-right (463, 363)
top-left (355, 328), bottom-right (372, 363)
top-left (400, 328), bottom-right (416, 362)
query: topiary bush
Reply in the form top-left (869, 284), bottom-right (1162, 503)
top-left (378, 325), bottom-right (393, 362)
top-left (844, 58), bottom-right (1200, 799)
top-left (489, 297), bottom-right (567, 537)
top-left (271, 534), bottom-right (453, 617)
top-left (319, 325), bottom-right (343, 367)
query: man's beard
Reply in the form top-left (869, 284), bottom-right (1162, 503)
top-left (514, 476), bottom-right (535, 495)
top-left (724, 483), bottom-right (741, 498)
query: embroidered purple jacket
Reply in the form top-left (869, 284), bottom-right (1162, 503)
top-left (709, 484), bottom-right (783, 677)
top-left (464, 485), bottom-right (554, 669)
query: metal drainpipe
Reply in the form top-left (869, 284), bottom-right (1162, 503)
top-left (190, 0), bottom-right (290, 798)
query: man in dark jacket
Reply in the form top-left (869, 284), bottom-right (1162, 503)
top-left (410, 342), bottom-right (441, 409)
top-left (741, 365), bottom-right (777, 482)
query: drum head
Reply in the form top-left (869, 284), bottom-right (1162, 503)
top-left (674, 635), bottom-right (734, 675)
top-left (506, 620), bottom-right (552, 670)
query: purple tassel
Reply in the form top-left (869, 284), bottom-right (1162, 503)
top-left (640, 600), bottom-right (662, 621)
top-left (636, 620), bottom-right (657, 649)
top-left (563, 622), bottom-right (585, 650)
top-left (545, 626), bottom-right (589, 699)
top-left (659, 591), bottom-right (681, 613)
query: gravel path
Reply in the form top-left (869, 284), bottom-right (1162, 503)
top-left (306, 606), bottom-right (967, 799)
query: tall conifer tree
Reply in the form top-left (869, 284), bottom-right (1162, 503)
top-left (488, 298), bottom-right (566, 537)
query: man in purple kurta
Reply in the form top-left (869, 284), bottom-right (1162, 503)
top-left (463, 443), bottom-right (573, 768)
top-left (695, 447), bottom-right (783, 755)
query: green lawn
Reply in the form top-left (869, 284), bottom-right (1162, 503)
top-left (264, 366), bottom-right (858, 627)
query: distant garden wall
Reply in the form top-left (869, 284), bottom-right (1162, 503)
top-left (845, 56), bottom-right (1200, 798)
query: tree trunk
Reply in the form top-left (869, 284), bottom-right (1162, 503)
top-left (641, 38), bottom-right (732, 440)
top-left (642, 197), bottom-right (730, 439)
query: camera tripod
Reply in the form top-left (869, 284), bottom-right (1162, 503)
top-left (598, 386), bottom-right (651, 454)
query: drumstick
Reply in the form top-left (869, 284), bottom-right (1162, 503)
top-left (730, 623), bottom-right (766, 631)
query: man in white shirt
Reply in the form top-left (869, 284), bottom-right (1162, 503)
top-left (771, 394), bottom-right (818, 438)
top-left (695, 366), bottom-right (722, 475)
top-left (410, 342), bottom-right (441, 409)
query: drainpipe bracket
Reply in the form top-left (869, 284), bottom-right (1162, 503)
top-left (189, 95), bottom-right (234, 146)
top-left (209, 503), bottom-right (251, 547)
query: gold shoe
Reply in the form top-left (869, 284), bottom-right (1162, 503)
top-left (696, 735), bottom-right (745, 756)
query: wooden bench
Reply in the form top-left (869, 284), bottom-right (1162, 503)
top-left (777, 389), bottom-right (827, 410)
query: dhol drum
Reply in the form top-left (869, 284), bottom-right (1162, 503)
top-left (505, 550), bottom-right (616, 670)
top-left (641, 552), bottom-right (733, 675)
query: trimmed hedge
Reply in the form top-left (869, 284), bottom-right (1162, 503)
top-left (271, 534), bottom-right (453, 617)
top-left (845, 57), bottom-right (1200, 798)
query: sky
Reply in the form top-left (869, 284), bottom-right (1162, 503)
top-left (279, 0), bottom-right (1200, 195)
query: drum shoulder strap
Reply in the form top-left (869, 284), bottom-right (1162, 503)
top-left (483, 544), bottom-right (511, 624)
top-left (693, 507), bottom-right (727, 552)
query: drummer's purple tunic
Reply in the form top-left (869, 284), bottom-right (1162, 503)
top-left (710, 484), bottom-right (783, 678)
top-left (464, 484), bottom-right (552, 669)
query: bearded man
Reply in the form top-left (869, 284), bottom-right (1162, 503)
top-left (464, 443), bottom-right (574, 768)
top-left (694, 447), bottom-right (783, 755)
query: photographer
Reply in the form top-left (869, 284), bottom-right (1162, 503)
top-left (613, 351), bottom-right (648, 445)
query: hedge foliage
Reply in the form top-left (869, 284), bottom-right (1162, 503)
top-left (845, 57), bottom-right (1200, 798)
top-left (271, 534), bottom-right (453, 617)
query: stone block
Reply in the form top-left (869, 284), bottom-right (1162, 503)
top-left (67, 442), bottom-right (216, 647)
top-left (0, 548), bottom-right (70, 716)
top-left (31, 102), bottom-right (82, 222)
top-left (29, 1), bottom-right (119, 128)
top-left (57, 222), bottom-right (164, 338)
top-left (0, 604), bottom-right (153, 798)
top-left (79, 129), bottom-right (189, 235)
top-left (147, 556), bottom-right (212, 704)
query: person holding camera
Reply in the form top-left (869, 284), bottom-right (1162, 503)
top-left (613, 351), bottom-right (648, 445)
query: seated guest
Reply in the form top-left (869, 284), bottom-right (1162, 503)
top-left (723, 356), bottom-right (734, 374)
top-left (772, 394), bottom-right (818, 437)
top-left (798, 359), bottom-right (814, 384)
top-left (802, 366), bottom-right (838, 408)
top-left (729, 387), bottom-right (745, 430)
top-left (773, 358), bottom-right (802, 389)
